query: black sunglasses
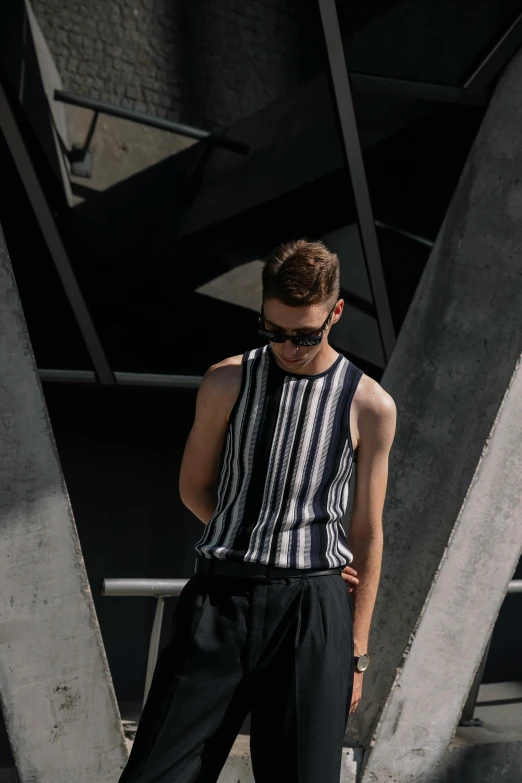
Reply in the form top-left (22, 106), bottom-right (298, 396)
top-left (257, 303), bottom-right (336, 346)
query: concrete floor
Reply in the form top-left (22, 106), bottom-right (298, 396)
top-left (3, 685), bottom-right (519, 783)
top-left (445, 682), bottom-right (522, 783)
top-left (452, 681), bottom-right (522, 747)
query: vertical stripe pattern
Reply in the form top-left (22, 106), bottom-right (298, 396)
top-left (194, 343), bottom-right (363, 569)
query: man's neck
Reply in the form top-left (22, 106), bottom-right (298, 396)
top-left (269, 343), bottom-right (340, 376)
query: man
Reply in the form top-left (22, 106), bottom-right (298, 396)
top-left (118, 239), bottom-right (396, 783)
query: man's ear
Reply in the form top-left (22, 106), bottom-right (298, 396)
top-left (332, 298), bottom-right (344, 325)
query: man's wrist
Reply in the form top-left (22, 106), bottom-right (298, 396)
top-left (354, 634), bottom-right (370, 673)
top-left (354, 640), bottom-right (368, 657)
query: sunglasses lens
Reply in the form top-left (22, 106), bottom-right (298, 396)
top-left (258, 329), bottom-right (284, 343)
top-left (258, 329), bottom-right (322, 346)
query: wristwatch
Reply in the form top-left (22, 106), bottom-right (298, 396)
top-left (354, 653), bottom-right (370, 673)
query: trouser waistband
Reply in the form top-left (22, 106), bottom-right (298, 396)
top-left (194, 556), bottom-right (342, 580)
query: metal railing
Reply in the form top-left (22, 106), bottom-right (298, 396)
top-left (54, 89), bottom-right (250, 163)
top-left (102, 577), bottom-right (522, 714)
top-left (102, 578), bottom-right (189, 706)
top-left (38, 368), bottom-right (203, 388)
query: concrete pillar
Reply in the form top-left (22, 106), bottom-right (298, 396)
top-left (351, 51), bottom-right (522, 779)
top-left (0, 226), bottom-right (127, 780)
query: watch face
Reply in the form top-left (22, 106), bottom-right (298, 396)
top-left (356, 653), bottom-right (370, 672)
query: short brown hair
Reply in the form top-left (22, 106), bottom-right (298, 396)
top-left (262, 239), bottom-right (340, 309)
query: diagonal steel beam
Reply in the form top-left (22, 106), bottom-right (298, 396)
top-left (464, 11), bottom-right (522, 94)
top-left (375, 220), bottom-right (435, 249)
top-left (317, 0), bottom-right (396, 362)
top-left (350, 72), bottom-right (488, 105)
top-left (0, 78), bottom-right (115, 384)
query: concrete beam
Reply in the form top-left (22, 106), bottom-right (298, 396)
top-left (0, 226), bottom-right (127, 781)
top-left (361, 353), bottom-right (522, 781)
top-left (350, 49), bottom-right (522, 777)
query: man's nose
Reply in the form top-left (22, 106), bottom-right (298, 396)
top-left (282, 338), bottom-right (298, 353)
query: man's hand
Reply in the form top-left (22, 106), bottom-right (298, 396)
top-left (341, 565), bottom-right (359, 592)
top-left (350, 672), bottom-right (363, 713)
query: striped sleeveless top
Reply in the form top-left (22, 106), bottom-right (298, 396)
top-left (194, 343), bottom-right (364, 569)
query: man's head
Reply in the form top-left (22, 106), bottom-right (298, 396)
top-left (260, 239), bottom-right (343, 371)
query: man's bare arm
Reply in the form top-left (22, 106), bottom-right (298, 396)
top-left (349, 381), bottom-right (396, 652)
top-left (347, 379), bottom-right (396, 712)
top-left (179, 357), bottom-right (242, 524)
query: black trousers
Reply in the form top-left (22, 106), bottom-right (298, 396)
top-left (118, 565), bottom-right (354, 783)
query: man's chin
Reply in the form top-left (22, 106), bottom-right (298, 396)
top-left (280, 356), bottom-right (302, 365)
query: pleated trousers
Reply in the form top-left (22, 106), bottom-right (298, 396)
top-left (117, 566), bottom-right (354, 783)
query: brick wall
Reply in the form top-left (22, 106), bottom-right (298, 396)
top-left (30, 0), bottom-right (323, 131)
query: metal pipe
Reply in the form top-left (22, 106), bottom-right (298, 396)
top-left (114, 371), bottom-right (203, 389)
top-left (101, 578), bottom-right (522, 597)
top-left (67, 111), bottom-right (99, 165)
top-left (101, 578), bottom-right (189, 597)
top-left (38, 368), bottom-right (97, 383)
top-left (54, 90), bottom-right (249, 155)
top-left (38, 369), bottom-right (204, 388)
top-left (144, 597), bottom-right (166, 707)
top-left (459, 634), bottom-right (493, 726)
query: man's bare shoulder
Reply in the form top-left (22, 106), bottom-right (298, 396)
top-left (354, 373), bottom-right (396, 418)
top-left (200, 355), bottom-right (244, 422)
top-left (203, 354), bottom-right (243, 387)
top-left (353, 372), bottom-right (396, 450)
